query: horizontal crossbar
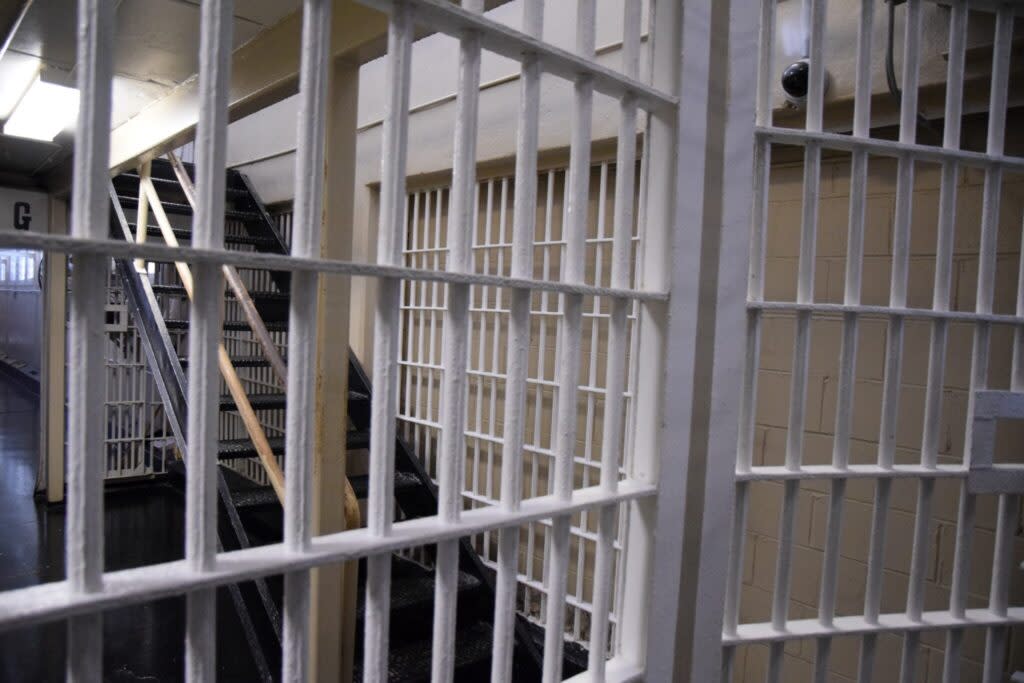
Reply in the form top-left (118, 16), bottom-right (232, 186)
top-left (735, 463), bottom-right (968, 482)
top-left (0, 231), bottom-right (667, 303)
top-left (356, 0), bottom-right (676, 112)
top-left (758, 126), bottom-right (1024, 171)
top-left (724, 607), bottom-right (1024, 645)
top-left (0, 480), bottom-right (654, 631)
top-left (750, 300), bottom-right (1024, 326)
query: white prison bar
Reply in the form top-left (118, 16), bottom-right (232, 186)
top-left (365, 2), bottom-right (414, 679)
top-left (355, 0), bottom-right (674, 113)
top-left (766, 2), bottom-right (826, 680)
top-left (544, 2), bottom-right (596, 679)
top-left (736, 463), bottom-right (968, 482)
top-left (589, 1), bottom-right (642, 676)
top-left (185, 0), bottom-right (233, 679)
top-left (750, 300), bottom-right (1024, 326)
top-left (0, 231), bottom-right (666, 303)
top-left (492, 1), bottom-right (543, 678)
top-left (725, 607), bottom-right (1024, 645)
top-left (282, 0), bottom-right (333, 679)
top-left (814, 3), bottom-right (875, 678)
top-left (66, 0), bottom-right (114, 679)
top-left (756, 127), bottom-right (1024, 172)
top-left (432, 0), bottom-right (483, 677)
top-left (726, 0), bottom-right (777, 643)
top-left (0, 481), bottom-right (653, 630)
top-left (928, 5), bottom-right (969, 680)
top-left (973, 7), bottom-right (1017, 683)
top-left (892, 6), bottom-right (933, 683)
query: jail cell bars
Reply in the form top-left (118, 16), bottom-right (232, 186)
top-left (721, 2), bottom-right (1024, 683)
top-left (0, 0), bottom-right (691, 680)
top-left (103, 273), bottom-right (171, 480)
top-left (397, 162), bottom-right (641, 651)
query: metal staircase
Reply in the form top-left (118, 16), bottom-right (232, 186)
top-left (108, 156), bottom-right (550, 681)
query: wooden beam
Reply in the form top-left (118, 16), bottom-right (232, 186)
top-left (142, 177), bottom-right (287, 501)
top-left (309, 55), bottom-right (359, 683)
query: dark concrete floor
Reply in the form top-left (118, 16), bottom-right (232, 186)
top-left (0, 379), bottom-right (263, 682)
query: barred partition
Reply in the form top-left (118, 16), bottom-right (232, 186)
top-left (712, 1), bottom-right (1024, 683)
top-left (0, 0), bottom-right (739, 679)
top-left (398, 161), bottom-right (641, 652)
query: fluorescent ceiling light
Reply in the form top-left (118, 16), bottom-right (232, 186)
top-left (3, 77), bottom-right (80, 142)
top-left (0, 54), bottom-right (40, 119)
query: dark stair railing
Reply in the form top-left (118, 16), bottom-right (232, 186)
top-left (110, 155), bottom-right (558, 681)
top-left (109, 181), bottom-right (282, 681)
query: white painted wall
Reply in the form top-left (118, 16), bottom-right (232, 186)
top-left (222, 0), bottom-right (1009, 362)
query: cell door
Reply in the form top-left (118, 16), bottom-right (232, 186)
top-left (688, 1), bottom-right (1024, 683)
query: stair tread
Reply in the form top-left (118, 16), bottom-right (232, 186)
top-left (115, 172), bottom-right (249, 196)
top-left (224, 469), bottom-right (417, 510)
top-left (179, 355), bottom-right (287, 368)
top-left (116, 194), bottom-right (260, 221)
top-left (153, 283), bottom-right (288, 300)
top-left (358, 559), bottom-right (481, 617)
top-left (355, 621), bottom-right (493, 682)
top-left (218, 390), bottom-right (367, 411)
top-left (216, 430), bottom-right (372, 459)
top-left (164, 318), bottom-right (289, 332)
top-left (132, 225), bottom-right (280, 248)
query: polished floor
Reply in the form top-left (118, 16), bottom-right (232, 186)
top-left (0, 379), bottom-right (262, 681)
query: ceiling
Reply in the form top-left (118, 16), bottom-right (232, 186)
top-left (0, 0), bottom-right (301, 185)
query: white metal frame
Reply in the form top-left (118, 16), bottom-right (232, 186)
top-left (700, 2), bottom-right (1024, 683)
top-left (0, 0), bottom-right (746, 680)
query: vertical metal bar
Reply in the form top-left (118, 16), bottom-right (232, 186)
top-left (66, 0), bottom-right (114, 679)
top-left (492, 3), bottom-right (543, 678)
top-left (975, 9), bottom-right (1015, 683)
top-left (769, 2), bottom-right (825, 680)
top-left (283, 0), bottom-right (332, 679)
top-left (726, 0), bottom-right (776, 648)
top-left (588, 1), bottom-right (641, 676)
top-left (186, 0), bottom-right (233, 679)
top-left (543, 3), bottom-right (595, 680)
top-left (815, 2), bottom-right (874, 680)
top-left (433, 1), bottom-right (483, 679)
top-left (982, 493), bottom-right (1019, 683)
top-left (366, 3), bottom-right (413, 680)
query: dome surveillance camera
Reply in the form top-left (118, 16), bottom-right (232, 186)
top-left (781, 59), bottom-right (810, 103)
top-left (781, 58), bottom-right (830, 107)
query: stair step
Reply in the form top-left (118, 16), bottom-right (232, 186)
top-left (358, 559), bottom-right (482, 618)
top-left (180, 355), bottom-right (287, 369)
top-left (227, 471), bottom-right (421, 511)
top-left (131, 225), bottom-right (281, 249)
top-left (151, 284), bottom-right (289, 320)
top-left (354, 621), bottom-right (494, 683)
top-left (117, 194), bottom-right (261, 221)
top-left (114, 172), bottom-right (249, 197)
top-left (216, 430), bottom-right (373, 460)
top-left (164, 318), bottom-right (289, 333)
top-left (152, 283), bottom-right (286, 300)
top-left (219, 393), bottom-right (287, 411)
top-left (218, 390), bottom-right (367, 412)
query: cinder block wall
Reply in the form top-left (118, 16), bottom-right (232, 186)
top-left (733, 114), bottom-right (1024, 683)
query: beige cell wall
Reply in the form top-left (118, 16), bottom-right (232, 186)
top-left (732, 114), bottom-right (1024, 683)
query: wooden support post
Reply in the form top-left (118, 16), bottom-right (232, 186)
top-left (308, 55), bottom-right (359, 683)
top-left (42, 197), bottom-right (67, 503)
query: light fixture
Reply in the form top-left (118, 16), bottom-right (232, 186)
top-left (3, 76), bottom-right (80, 142)
top-left (0, 54), bottom-right (40, 120)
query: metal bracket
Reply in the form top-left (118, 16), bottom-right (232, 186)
top-left (967, 390), bottom-right (1024, 494)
